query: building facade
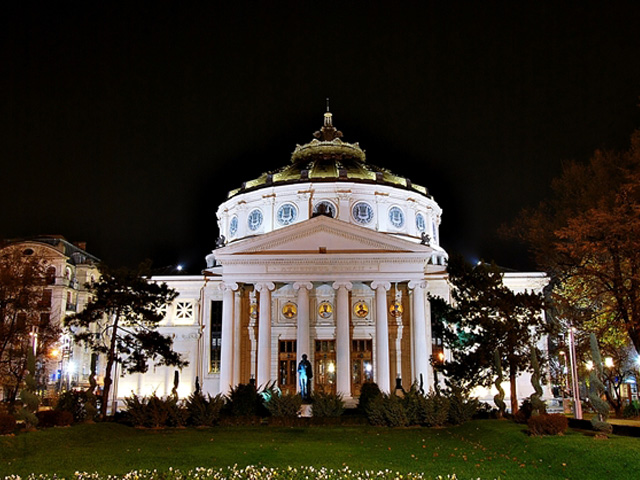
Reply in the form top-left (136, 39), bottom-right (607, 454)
top-left (115, 111), bottom-right (550, 407)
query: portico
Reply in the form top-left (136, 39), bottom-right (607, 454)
top-left (209, 215), bottom-right (435, 401)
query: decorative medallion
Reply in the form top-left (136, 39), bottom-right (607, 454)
top-left (389, 301), bottom-right (403, 318)
top-left (282, 302), bottom-right (297, 319)
top-left (352, 202), bottom-right (374, 225)
top-left (249, 303), bottom-right (259, 319)
top-left (277, 203), bottom-right (298, 226)
top-left (415, 213), bottom-right (426, 233)
top-left (354, 300), bottom-right (369, 318)
top-left (247, 209), bottom-right (263, 231)
top-left (388, 206), bottom-right (405, 228)
top-left (318, 301), bottom-right (333, 319)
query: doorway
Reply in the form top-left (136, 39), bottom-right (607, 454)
top-left (278, 340), bottom-right (297, 394)
top-left (314, 340), bottom-right (336, 394)
top-left (351, 339), bottom-right (373, 396)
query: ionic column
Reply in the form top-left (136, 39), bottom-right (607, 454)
top-left (255, 282), bottom-right (275, 388)
top-left (232, 286), bottom-right (243, 386)
top-left (219, 282), bottom-right (238, 395)
top-left (409, 280), bottom-right (431, 389)
top-left (372, 281), bottom-right (391, 393)
top-left (332, 281), bottom-right (353, 397)
top-left (293, 282), bottom-right (313, 366)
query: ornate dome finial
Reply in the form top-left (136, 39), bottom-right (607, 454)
top-left (314, 99), bottom-right (343, 141)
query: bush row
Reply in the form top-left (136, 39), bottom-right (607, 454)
top-left (362, 383), bottom-right (478, 427)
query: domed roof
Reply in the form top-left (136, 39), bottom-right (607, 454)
top-left (227, 111), bottom-right (429, 198)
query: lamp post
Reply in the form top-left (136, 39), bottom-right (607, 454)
top-left (568, 326), bottom-right (583, 419)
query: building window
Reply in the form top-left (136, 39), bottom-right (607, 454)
top-left (210, 300), bottom-right (223, 373)
top-left (229, 215), bottom-right (239, 237)
top-left (352, 202), bottom-right (374, 225)
top-left (277, 203), bottom-right (298, 226)
top-left (247, 209), bottom-right (263, 231)
top-left (46, 266), bottom-right (56, 285)
top-left (416, 213), bottom-right (426, 233)
top-left (388, 206), bottom-right (405, 228)
top-left (313, 201), bottom-right (336, 218)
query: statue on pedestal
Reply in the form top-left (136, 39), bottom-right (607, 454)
top-left (298, 354), bottom-right (313, 401)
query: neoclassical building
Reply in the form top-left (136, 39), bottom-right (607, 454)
top-left (113, 111), bottom-right (549, 406)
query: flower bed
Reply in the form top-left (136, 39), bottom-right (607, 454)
top-left (3, 466), bottom-right (464, 480)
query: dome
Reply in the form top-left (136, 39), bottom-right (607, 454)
top-left (216, 109), bottom-right (444, 255)
top-left (227, 111), bottom-right (429, 199)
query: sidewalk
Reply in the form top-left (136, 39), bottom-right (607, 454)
top-left (567, 414), bottom-right (640, 437)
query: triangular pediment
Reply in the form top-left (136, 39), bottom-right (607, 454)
top-left (215, 216), bottom-right (432, 256)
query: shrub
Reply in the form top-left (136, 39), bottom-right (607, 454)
top-left (623, 401), bottom-right (640, 419)
top-left (382, 394), bottom-right (408, 427)
top-left (185, 391), bottom-right (225, 426)
top-left (358, 382), bottom-right (381, 413)
top-left (402, 384), bottom-right (426, 426)
top-left (364, 394), bottom-right (387, 426)
top-left (36, 410), bottom-right (74, 428)
top-left (123, 393), bottom-right (187, 428)
top-left (527, 413), bottom-right (568, 436)
top-left (264, 387), bottom-right (302, 417)
top-left (225, 383), bottom-right (266, 417)
top-left (422, 390), bottom-right (449, 427)
top-left (446, 386), bottom-right (478, 425)
top-left (0, 413), bottom-right (16, 434)
top-left (55, 390), bottom-right (88, 423)
top-left (312, 391), bottom-right (344, 417)
top-left (513, 398), bottom-right (533, 424)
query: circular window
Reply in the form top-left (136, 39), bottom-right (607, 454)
top-left (352, 202), bottom-right (374, 225)
top-left (22, 248), bottom-right (34, 256)
top-left (277, 203), bottom-right (298, 226)
top-left (247, 209), bottom-right (263, 231)
top-left (229, 216), bottom-right (239, 236)
top-left (313, 201), bottom-right (336, 218)
top-left (388, 207), bottom-right (405, 228)
top-left (416, 213), bottom-right (426, 233)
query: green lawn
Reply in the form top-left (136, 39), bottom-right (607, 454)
top-left (1, 420), bottom-right (638, 479)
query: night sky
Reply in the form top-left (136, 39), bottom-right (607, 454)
top-left (3, 2), bottom-right (640, 273)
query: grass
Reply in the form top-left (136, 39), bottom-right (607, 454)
top-left (1, 420), bottom-right (639, 479)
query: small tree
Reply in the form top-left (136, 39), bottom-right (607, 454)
top-left (436, 255), bottom-right (548, 413)
top-left (65, 261), bottom-right (187, 419)
top-left (16, 349), bottom-right (39, 428)
top-left (493, 350), bottom-right (506, 418)
top-left (588, 333), bottom-right (613, 435)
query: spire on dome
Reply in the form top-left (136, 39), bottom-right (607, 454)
top-left (314, 98), bottom-right (343, 141)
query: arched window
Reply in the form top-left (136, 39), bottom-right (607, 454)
top-left (46, 266), bottom-right (56, 285)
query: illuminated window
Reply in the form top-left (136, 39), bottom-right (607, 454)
top-left (210, 301), bottom-right (223, 373)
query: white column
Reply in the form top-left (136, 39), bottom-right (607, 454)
top-left (255, 282), bottom-right (275, 388)
top-left (409, 280), bottom-right (431, 390)
top-left (332, 281), bottom-right (353, 397)
top-left (232, 286), bottom-right (243, 386)
top-left (293, 282), bottom-right (313, 362)
top-left (219, 282), bottom-right (238, 395)
top-left (372, 281), bottom-right (391, 393)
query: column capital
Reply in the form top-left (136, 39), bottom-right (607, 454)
top-left (293, 281), bottom-right (313, 291)
top-left (254, 282), bottom-right (275, 292)
top-left (220, 282), bottom-right (239, 292)
top-left (332, 281), bottom-right (353, 291)
top-left (408, 280), bottom-right (427, 290)
top-left (371, 281), bottom-right (391, 291)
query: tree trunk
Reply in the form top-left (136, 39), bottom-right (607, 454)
top-left (100, 312), bottom-right (120, 420)
top-left (510, 365), bottom-right (518, 415)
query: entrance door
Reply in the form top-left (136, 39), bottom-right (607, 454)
top-left (278, 340), bottom-right (297, 394)
top-left (314, 340), bottom-right (336, 395)
top-left (351, 339), bottom-right (373, 396)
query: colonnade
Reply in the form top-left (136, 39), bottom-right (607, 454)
top-left (217, 279), bottom-right (433, 398)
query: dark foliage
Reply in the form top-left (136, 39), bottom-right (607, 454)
top-left (527, 413), bottom-right (568, 436)
top-left (36, 410), bottom-right (73, 428)
top-left (0, 412), bottom-right (16, 434)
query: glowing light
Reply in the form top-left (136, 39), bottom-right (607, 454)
top-left (364, 363), bottom-right (372, 373)
top-left (437, 352), bottom-right (445, 362)
top-left (176, 265), bottom-right (183, 272)
top-left (585, 360), bottom-right (594, 371)
top-left (49, 348), bottom-right (60, 358)
top-left (327, 362), bottom-right (335, 374)
top-left (604, 357), bottom-right (614, 368)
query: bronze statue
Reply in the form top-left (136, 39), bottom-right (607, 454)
top-left (298, 353), bottom-right (313, 401)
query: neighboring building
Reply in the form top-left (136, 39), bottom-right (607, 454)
top-left (115, 110), bottom-right (551, 408)
top-left (0, 236), bottom-right (100, 399)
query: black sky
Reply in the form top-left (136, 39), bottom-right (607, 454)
top-left (2, 2), bottom-right (640, 273)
